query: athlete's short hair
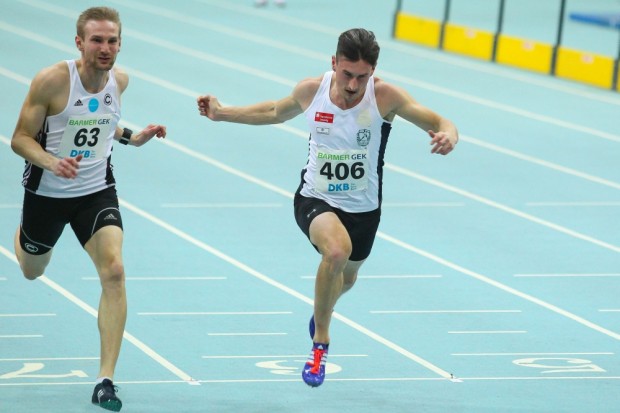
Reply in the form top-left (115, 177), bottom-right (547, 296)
top-left (76, 7), bottom-right (121, 39)
top-left (336, 28), bottom-right (380, 68)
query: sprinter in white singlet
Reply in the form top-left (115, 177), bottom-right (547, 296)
top-left (10, 7), bottom-right (166, 411)
top-left (197, 28), bottom-right (459, 388)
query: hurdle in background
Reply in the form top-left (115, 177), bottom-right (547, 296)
top-left (567, 11), bottom-right (620, 90)
top-left (392, 0), bottom-right (620, 92)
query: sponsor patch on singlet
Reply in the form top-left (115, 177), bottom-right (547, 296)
top-left (314, 148), bottom-right (369, 193)
top-left (57, 114), bottom-right (113, 159)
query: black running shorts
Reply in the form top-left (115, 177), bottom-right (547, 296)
top-left (19, 187), bottom-right (123, 255)
top-left (294, 193), bottom-right (380, 261)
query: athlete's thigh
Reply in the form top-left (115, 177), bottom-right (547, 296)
top-left (308, 211), bottom-right (351, 254)
top-left (343, 259), bottom-right (365, 282)
top-left (84, 225), bottom-right (124, 271)
top-left (336, 208), bottom-right (380, 261)
top-left (19, 191), bottom-right (69, 255)
top-left (70, 187), bottom-right (123, 249)
top-left (14, 226), bottom-right (53, 278)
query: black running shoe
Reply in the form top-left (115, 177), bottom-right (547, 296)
top-left (91, 379), bottom-right (122, 412)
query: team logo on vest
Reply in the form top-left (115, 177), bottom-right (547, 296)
top-left (88, 98), bottom-right (99, 112)
top-left (356, 129), bottom-right (371, 147)
top-left (104, 93), bottom-right (112, 106)
top-left (24, 243), bottom-right (39, 253)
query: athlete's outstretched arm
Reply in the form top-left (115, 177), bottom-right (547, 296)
top-left (196, 94), bottom-right (302, 125)
top-left (197, 77), bottom-right (320, 126)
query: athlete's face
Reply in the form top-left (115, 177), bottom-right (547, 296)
top-left (331, 56), bottom-right (375, 107)
top-left (76, 20), bottom-right (121, 71)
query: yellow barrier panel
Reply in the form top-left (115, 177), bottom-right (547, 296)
top-left (617, 66), bottom-right (620, 92)
top-left (394, 12), bottom-right (441, 48)
top-left (442, 23), bottom-right (494, 60)
top-left (495, 34), bottom-right (553, 74)
top-left (555, 47), bottom-right (614, 89)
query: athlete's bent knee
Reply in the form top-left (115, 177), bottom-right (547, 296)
top-left (22, 268), bottom-right (44, 281)
top-left (323, 242), bottom-right (352, 265)
top-left (99, 259), bottom-right (125, 287)
top-left (16, 250), bottom-right (50, 281)
top-left (342, 275), bottom-right (357, 292)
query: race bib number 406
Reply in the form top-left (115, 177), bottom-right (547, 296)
top-left (315, 149), bottom-right (368, 193)
top-left (57, 115), bottom-right (113, 159)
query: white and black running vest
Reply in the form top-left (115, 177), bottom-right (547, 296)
top-left (22, 60), bottom-right (121, 198)
top-left (299, 71), bottom-right (392, 213)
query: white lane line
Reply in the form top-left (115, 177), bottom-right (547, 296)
top-left (432, 376), bottom-right (620, 381)
top-left (599, 309), bottom-right (620, 312)
top-left (0, 245), bottom-right (199, 386)
top-left (138, 312), bottom-right (292, 316)
top-left (0, 357), bottom-right (99, 361)
top-left (382, 202), bottom-right (465, 207)
top-left (201, 354), bottom-right (367, 358)
top-left (161, 203), bottom-right (282, 208)
top-left (360, 275), bottom-right (442, 279)
top-left (81, 276), bottom-right (226, 281)
top-left (452, 352), bottom-right (614, 356)
top-left (300, 275), bottom-right (442, 279)
top-left (448, 331), bottom-right (527, 334)
top-left (1, 376), bottom-right (619, 386)
top-left (0, 313), bottom-right (55, 317)
top-left (515, 273), bottom-right (620, 278)
top-left (190, 376), bottom-right (620, 383)
top-left (371, 310), bottom-right (521, 314)
top-left (526, 202), bottom-right (620, 207)
top-left (0, 335), bottom-right (43, 338)
top-left (0, 66), bottom-right (31, 83)
top-left (207, 333), bottom-right (287, 336)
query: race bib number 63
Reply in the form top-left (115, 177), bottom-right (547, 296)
top-left (57, 115), bottom-right (113, 159)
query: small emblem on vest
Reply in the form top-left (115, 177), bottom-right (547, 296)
top-left (356, 129), bottom-right (371, 147)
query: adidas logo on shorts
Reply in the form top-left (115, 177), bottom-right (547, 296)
top-left (74, 99), bottom-right (83, 106)
top-left (103, 213), bottom-right (117, 221)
